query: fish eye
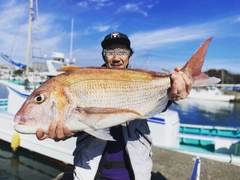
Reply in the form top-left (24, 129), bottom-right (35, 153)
top-left (34, 94), bottom-right (45, 104)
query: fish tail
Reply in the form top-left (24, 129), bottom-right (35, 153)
top-left (181, 37), bottom-right (220, 87)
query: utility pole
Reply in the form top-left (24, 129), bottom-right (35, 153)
top-left (221, 70), bottom-right (224, 84)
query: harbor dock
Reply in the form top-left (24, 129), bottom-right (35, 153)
top-left (151, 146), bottom-right (240, 180)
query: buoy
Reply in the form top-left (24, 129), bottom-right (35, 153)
top-left (11, 133), bottom-right (20, 152)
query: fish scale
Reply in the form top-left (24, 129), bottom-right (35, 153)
top-left (75, 78), bottom-right (168, 111)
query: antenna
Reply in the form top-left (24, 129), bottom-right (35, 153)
top-left (70, 18), bottom-right (74, 63)
top-left (145, 49), bottom-right (151, 69)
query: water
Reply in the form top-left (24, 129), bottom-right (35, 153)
top-left (0, 140), bottom-right (73, 180)
top-left (170, 98), bottom-right (240, 128)
top-left (0, 84), bottom-right (9, 98)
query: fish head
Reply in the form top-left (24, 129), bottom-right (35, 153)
top-left (14, 79), bottom-right (71, 134)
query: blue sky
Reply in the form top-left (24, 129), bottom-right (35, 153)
top-left (0, 0), bottom-right (240, 73)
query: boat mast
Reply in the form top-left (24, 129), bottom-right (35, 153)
top-left (26, 0), bottom-right (34, 80)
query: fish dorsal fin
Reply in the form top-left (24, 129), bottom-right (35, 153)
top-left (57, 65), bottom-right (82, 72)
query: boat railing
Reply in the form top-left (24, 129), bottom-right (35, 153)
top-left (178, 133), bottom-right (240, 143)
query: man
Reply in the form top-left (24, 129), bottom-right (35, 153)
top-left (37, 32), bottom-right (192, 180)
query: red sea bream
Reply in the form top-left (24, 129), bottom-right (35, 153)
top-left (14, 38), bottom-right (220, 140)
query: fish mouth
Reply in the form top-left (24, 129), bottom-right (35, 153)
top-left (14, 116), bottom-right (49, 134)
top-left (14, 116), bottom-right (39, 134)
top-left (14, 124), bottom-right (38, 134)
top-left (15, 116), bottom-right (36, 126)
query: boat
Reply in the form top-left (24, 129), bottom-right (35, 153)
top-left (149, 111), bottom-right (240, 166)
top-left (188, 86), bottom-right (235, 102)
top-left (0, 0), bottom-right (79, 165)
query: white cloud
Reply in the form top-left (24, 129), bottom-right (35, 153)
top-left (77, 1), bottom-right (88, 8)
top-left (233, 16), bottom-right (240, 23)
top-left (72, 47), bottom-right (102, 67)
top-left (82, 21), bottom-right (119, 34)
top-left (0, 3), bottom-right (27, 32)
top-left (117, 3), bottom-right (148, 17)
top-left (89, 0), bottom-right (110, 3)
top-left (0, 1), bottom-right (66, 65)
top-left (93, 25), bottom-right (111, 32)
top-left (1, 1), bottom-right (239, 73)
top-left (1, 0), bottom-right (16, 8)
top-left (78, 0), bottom-right (113, 9)
top-left (130, 25), bottom-right (214, 51)
top-left (146, 4), bottom-right (154, 8)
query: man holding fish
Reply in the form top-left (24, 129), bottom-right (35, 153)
top-left (32, 32), bottom-right (194, 180)
top-left (13, 31), bottom-right (219, 179)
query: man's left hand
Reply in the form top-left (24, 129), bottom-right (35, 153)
top-left (168, 67), bottom-right (192, 101)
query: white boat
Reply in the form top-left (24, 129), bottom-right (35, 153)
top-left (188, 86), bottom-right (235, 102)
top-left (149, 110), bottom-right (240, 166)
top-left (0, 0), bottom-right (79, 165)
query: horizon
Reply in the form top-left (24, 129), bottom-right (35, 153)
top-left (0, 0), bottom-right (239, 73)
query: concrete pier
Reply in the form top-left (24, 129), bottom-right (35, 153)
top-left (151, 146), bottom-right (240, 180)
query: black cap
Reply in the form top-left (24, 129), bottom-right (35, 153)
top-left (101, 32), bottom-right (131, 49)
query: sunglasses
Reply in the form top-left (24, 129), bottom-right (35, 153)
top-left (103, 49), bottom-right (130, 56)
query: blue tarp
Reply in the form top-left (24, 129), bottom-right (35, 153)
top-left (0, 53), bottom-right (26, 69)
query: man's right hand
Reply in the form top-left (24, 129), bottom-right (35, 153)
top-left (36, 120), bottom-right (74, 141)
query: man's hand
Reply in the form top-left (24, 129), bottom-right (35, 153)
top-left (168, 67), bottom-right (192, 101)
top-left (36, 120), bottom-right (74, 141)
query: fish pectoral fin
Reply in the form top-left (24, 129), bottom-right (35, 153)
top-left (84, 128), bottom-right (115, 141)
top-left (75, 107), bottom-right (141, 128)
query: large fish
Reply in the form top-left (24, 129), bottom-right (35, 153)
top-left (14, 37), bottom-right (220, 140)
